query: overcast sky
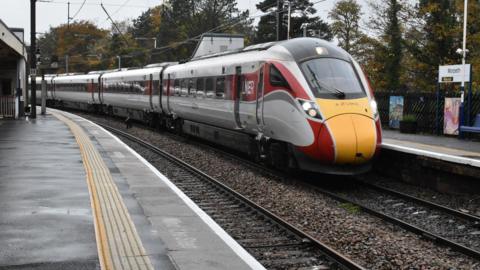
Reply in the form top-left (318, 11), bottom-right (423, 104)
top-left (0, 0), bottom-right (371, 44)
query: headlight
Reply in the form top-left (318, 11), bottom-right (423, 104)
top-left (299, 99), bottom-right (322, 120)
top-left (370, 100), bottom-right (379, 119)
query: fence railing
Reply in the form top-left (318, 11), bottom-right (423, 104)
top-left (0, 96), bottom-right (15, 118)
top-left (375, 91), bottom-right (480, 134)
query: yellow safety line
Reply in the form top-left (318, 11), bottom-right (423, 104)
top-left (53, 111), bottom-right (153, 270)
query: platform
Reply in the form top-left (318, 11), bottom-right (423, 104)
top-left (382, 129), bottom-right (480, 168)
top-left (0, 109), bottom-right (264, 270)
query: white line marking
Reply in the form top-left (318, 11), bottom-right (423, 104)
top-left (382, 143), bottom-right (480, 168)
top-left (57, 109), bottom-right (266, 270)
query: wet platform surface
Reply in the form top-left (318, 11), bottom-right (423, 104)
top-left (0, 113), bottom-right (98, 269)
top-left (0, 109), bottom-right (262, 270)
top-left (382, 129), bottom-right (480, 166)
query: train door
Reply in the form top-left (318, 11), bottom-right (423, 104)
top-left (89, 79), bottom-right (95, 103)
top-left (159, 71), bottom-right (164, 113)
top-left (166, 73), bottom-right (171, 113)
top-left (256, 64), bottom-right (265, 129)
top-left (97, 78), bottom-right (103, 104)
top-left (148, 73), bottom-right (153, 110)
top-left (234, 66), bottom-right (244, 129)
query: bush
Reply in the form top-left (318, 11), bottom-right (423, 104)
top-left (402, 114), bottom-right (417, 122)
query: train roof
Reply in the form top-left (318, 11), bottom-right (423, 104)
top-left (101, 66), bottom-right (165, 82)
top-left (277, 38), bottom-right (351, 63)
top-left (53, 73), bottom-right (100, 83)
top-left (188, 38), bottom-right (350, 63)
top-left (166, 38), bottom-right (352, 78)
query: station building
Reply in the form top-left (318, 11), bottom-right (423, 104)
top-left (0, 19), bottom-right (27, 119)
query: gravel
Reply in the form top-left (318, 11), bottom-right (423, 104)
top-left (80, 112), bottom-right (480, 269)
top-left (361, 173), bottom-right (480, 217)
top-left (341, 184), bottom-right (480, 253)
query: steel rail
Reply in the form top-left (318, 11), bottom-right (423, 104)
top-left (154, 129), bottom-right (480, 261)
top-left (305, 183), bottom-right (480, 261)
top-left (99, 123), bottom-right (366, 270)
top-left (359, 181), bottom-right (480, 223)
top-left (89, 115), bottom-right (480, 262)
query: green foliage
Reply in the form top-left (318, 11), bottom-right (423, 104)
top-left (402, 114), bottom-right (417, 122)
top-left (255, 0), bottom-right (332, 43)
top-left (329, 0), bottom-right (363, 55)
top-left (339, 202), bottom-right (361, 214)
top-left (38, 21), bottom-right (109, 73)
top-left (34, 0), bottom-right (480, 93)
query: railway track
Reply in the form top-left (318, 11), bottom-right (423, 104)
top-left (341, 180), bottom-right (480, 259)
top-left (159, 127), bottom-right (480, 261)
top-left (100, 124), bottom-right (365, 270)
top-left (206, 144), bottom-right (480, 260)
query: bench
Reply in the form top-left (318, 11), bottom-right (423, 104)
top-left (460, 114), bottom-right (480, 133)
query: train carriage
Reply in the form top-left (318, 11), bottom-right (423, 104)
top-left (100, 66), bottom-right (165, 121)
top-left (162, 38), bottom-right (381, 174)
top-left (52, 73), bottom-right (101, 111)
top-left (39, 37), bottom-right (382, 175)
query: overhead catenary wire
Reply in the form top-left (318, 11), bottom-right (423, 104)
top-left (38, 0), bottom-right (150, 8)
top-left (70, 0), bottom-right (87, 19)
top-left (150, 0), bottom-right (329, 56)
top-left (111, 0), bottom-right (132, 16)
top-left (100, 3), bottom-right (131, 46)
top-left (41, 0), bottom-right (331, 66)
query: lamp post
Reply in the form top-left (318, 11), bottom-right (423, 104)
top-left (117, 55), bottom-right (121, 70)
top-left (30, 0), bottom-right (37, 118)
top-left (286, 1), bottom-right (291, 40)
top-left (459, 0), bottom-right (469, 132)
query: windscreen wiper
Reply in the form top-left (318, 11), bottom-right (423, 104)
top-left (306, 65), bottom-right (346, 99)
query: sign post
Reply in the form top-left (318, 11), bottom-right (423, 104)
top-left (438, 64), bottom-right (472, 137)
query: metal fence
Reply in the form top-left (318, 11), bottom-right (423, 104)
top-left (375, 91), bottom-right (480, 134)
top-left (0, 96), bottom-right (15, 118)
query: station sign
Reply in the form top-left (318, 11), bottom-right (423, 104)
top-left (438, 64), bottom-right (471, 83)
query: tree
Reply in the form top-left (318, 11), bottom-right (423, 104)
top-left (129, 0), bottom-right (253, 63)
top-left (329, 0), bottom-right (363, 55)
top-left (255, 0), bottom-right (332, 43)
top-left (38, 21), bottom-right (109, 73)
top-left (384, 0), bottom-right (403, 91)
top-left (364, 0), bottom-right (405, 91)
top-left (402, 0), bottom-right (460, 90)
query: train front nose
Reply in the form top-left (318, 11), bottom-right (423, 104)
top-left (321, 114), bottom-right (377, 164)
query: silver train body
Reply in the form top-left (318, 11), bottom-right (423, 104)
top-left (35, 38), bottom-right (382, 175)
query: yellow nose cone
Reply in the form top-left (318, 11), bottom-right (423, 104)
top-left (326, 114), bottom-right (377, 164)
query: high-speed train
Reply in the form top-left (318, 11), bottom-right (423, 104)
top-left (37, 38), bottom-right (382, 174)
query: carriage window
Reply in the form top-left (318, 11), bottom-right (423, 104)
top-left (216, 77), bottom-right (225, 99)
top-left (196, 78), bottom-right (204, 97)
top-left (180, 79), bottom-right (188, 96)
top-left (188, 78), bottom-right (195, 95)
top-left (174, 79), bottom-right (180, 95)
top-left (205, 77), bottom-right (214, 98)
top-left (270, 65), bottom-right (289, 88)
top-left (152, 80), bottom-right (160, 95)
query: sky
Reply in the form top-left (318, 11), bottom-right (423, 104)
top-left (0, 0), bottom-right (371, 44)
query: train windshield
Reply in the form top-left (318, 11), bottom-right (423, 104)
top-left (301, 58), bottom-right (365, 99)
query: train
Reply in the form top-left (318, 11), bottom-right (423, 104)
top-left (34, 37), bottom-right (382, 175)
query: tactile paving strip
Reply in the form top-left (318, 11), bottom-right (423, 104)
top-left (53, 112), bottom-right (154, 270)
